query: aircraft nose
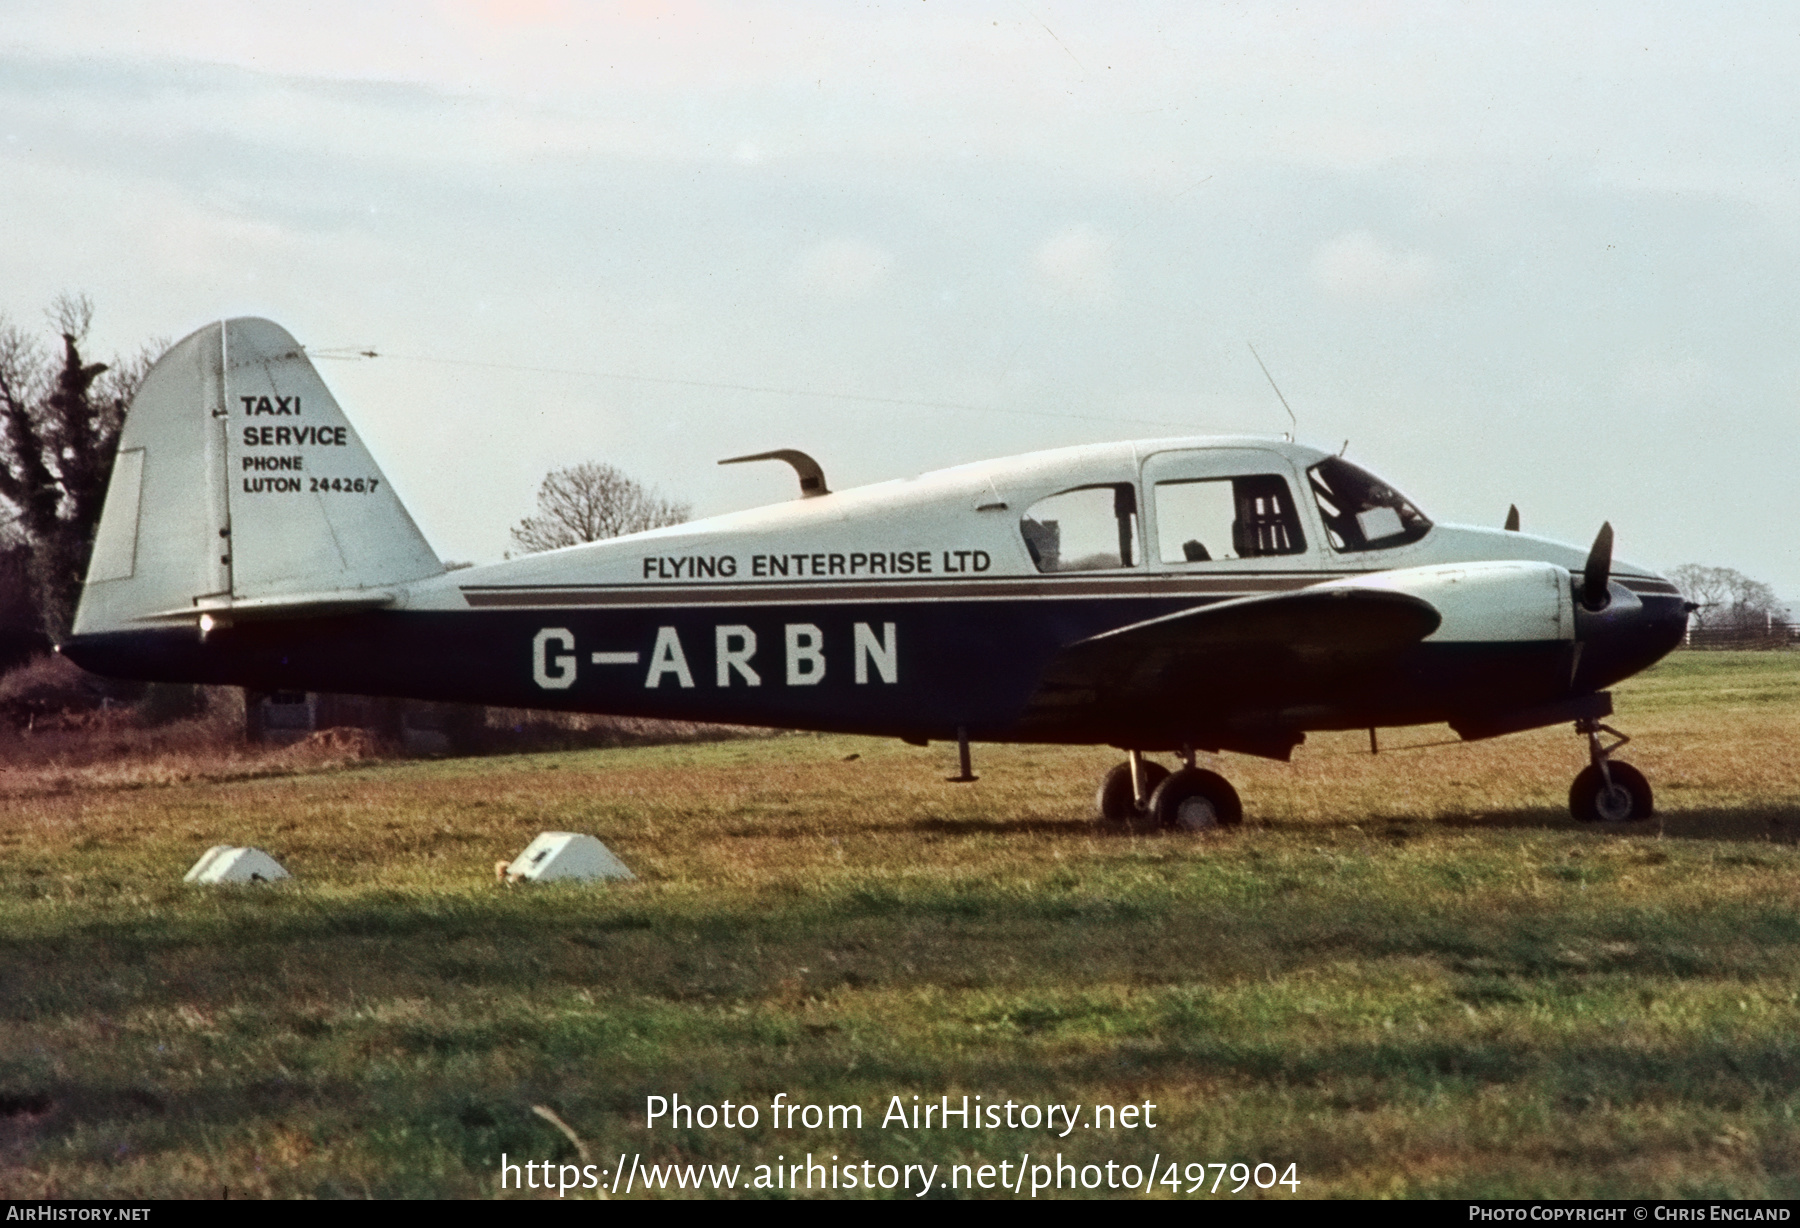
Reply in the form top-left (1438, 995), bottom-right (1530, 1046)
top-left (1571, 573), bottom-right (1689, 692)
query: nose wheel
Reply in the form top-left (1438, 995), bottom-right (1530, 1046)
top-left (1569, 718), bottom-right (1654, 823)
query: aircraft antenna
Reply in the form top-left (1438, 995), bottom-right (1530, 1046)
top-left (305, 347), bottom-right (1200, 432)
top-left (1247, 342), bottom-right (1297, 442)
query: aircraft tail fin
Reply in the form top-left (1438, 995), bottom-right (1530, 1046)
top-left (72, 317), bottom-right (442, 636)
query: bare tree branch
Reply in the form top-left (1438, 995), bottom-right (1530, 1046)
top-left (1671, 563), bottom-right (1783, 631)
top-left (0, 500), bottom-right (23, 549)
top-left (510, 462), bottom-right (689, 554)
top-left (0, 300), bottom-right (164, 641)
top-left (0, 317), bottom-right (62, 545)
top-left (46, 291), bottom-right (94, 344)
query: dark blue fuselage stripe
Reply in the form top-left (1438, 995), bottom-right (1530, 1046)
top-left (60, 592), bottom-right (1690, 744)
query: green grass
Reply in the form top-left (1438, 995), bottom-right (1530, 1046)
top-left (1, 652), bottom-right (1798, 1198)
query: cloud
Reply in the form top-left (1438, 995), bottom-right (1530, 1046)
top-left (1620, 354), bottom-right (1710, 403)
top-left (1310, 231), bottom-right (1437, 302)
top-left (787, 238), bottom-right (894, 299)
top-left (1033, 224), bottom-right (1117, 307)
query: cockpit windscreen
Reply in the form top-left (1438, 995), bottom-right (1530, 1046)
top-left (1306, 456), bottom-right (1431, 552)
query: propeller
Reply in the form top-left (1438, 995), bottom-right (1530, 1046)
top-left (1504, 504), bottom-right (1520, 532)
top-left (1581, 521), bottom-right (1613, 611)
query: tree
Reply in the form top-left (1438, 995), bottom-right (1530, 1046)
top-left (0, 294), bottom-right (161, 641)
top-left (509, 461), bottom-right (690, 555)
top-left (1669, 564), bottom-right (1786, 632)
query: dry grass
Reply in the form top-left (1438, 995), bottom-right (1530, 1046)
top-left (0, 687), bottom-right (762, 799)
top-left (0, 652), bottom-right (1796, 1198)
top-left (0, 710), bottom-right (385, 799)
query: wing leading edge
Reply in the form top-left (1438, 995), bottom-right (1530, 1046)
top-left (1016, 586), bottom-right (1443, 757)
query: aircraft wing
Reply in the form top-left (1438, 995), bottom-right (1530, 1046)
top-left (1017, 586), bottom-right (1442, 754)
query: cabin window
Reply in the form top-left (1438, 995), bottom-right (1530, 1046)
top-left (1153, 474), bottom-right (1306, 562)
top-left (1019, 484), bottom-right (1140, 572)
top-left (1306, 456), bottom-right (1432, 552)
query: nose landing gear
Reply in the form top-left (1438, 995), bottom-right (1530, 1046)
top-left (1569, 717), bottom-right (1654, 823)
top-left (1095, 748), bottom-right (1243, 832)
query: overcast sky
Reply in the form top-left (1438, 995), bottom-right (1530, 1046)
top-left (3, 2), bottom-right (1796, 599)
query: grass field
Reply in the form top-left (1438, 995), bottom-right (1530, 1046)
top-left (1, 651), bottom-right (1797, 1199)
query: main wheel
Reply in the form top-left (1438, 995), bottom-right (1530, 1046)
top-left (1148, 767), bottom-right (1243, 832)
top-left (1095, 761), bottom-right (1170, 824)
top-left (1569, 761), bottom-right (1653, 823)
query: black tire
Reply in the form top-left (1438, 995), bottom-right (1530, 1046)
top-left (1095, 761), bottom-right (1170, 824)
top-left (1569, 761), bottom-right (1653, 823)
top-left (1148, 767), bottom-right (1243, 832)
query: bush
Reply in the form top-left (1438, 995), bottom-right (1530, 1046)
top-left (137, 682), bottom-right (206, 726)
top-left (0, 654), bottom-right (121, 728)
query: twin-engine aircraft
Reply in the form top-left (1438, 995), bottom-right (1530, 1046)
top-left (64, 319), bottom-right (1689, 830)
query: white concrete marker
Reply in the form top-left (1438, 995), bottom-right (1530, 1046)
top-left (505, 832), bottom-right (635, 883)
top-left (184, 845), bottom-right (291, 885)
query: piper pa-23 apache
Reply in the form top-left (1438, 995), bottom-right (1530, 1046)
top-left (63, 319), bottom-right (1690, 831)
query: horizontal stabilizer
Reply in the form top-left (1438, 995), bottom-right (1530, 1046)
top-left (137, 589), bottom-right (398, 624)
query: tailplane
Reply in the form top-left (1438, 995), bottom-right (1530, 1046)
top-left (73, 318), bottom-right (441, 636)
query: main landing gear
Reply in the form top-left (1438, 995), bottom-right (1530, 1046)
top-left (1096, 749), bottom-right (1243, 832)
top-left (1568, 717), bottom-right (1654, 824)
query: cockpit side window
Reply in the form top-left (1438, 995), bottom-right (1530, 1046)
top-left (1306, 456), bottom-right (1431, 552)
top-left (1020, 483), bottom-right (1140, 573)
top-left (1153, 474), bottom-right (1306, 563)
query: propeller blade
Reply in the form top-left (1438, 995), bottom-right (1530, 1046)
top-left (1504, 504), bottom-right (1520, 532)
top-left (1581, 521), bottom-right (1614, 611)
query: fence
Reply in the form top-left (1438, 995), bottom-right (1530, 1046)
top-left (1680, 624), bottom-right (1798, 650)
